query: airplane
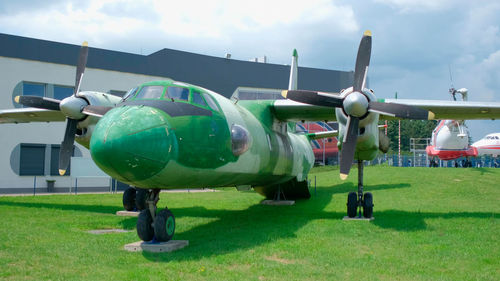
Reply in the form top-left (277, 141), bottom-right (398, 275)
top-left (426, 88), bottom-right (477, 167)
top-left (472, 133), bottom-right (500, 158)
top-left (2, 31), bottom-right (500, 243)
top-left (296, 122), bottom-right (339, 165)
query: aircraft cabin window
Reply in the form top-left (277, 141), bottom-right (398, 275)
top-left (134, 86), bottom-right (164, 99)
top-left (191, 90), bottom-right (207, 107)
top-left (122, 87), bottom-right (138, 101)
top-left (203, 93), bottom-right (220, 112)
top-left (167, 86), bottom-right (189, 101)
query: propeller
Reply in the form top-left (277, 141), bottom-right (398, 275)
top-left (15, 42), bottom-right (90, 175)
top-left (282, 30), bottom-right (434, 180)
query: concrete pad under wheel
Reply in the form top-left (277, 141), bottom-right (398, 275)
top-left (342, 216), bottom-right (374, 221)
top-left (124, 240), bottom-right (189, 253)
top-left (116, 210), bottom-right (140, 217)
top-left (261, 200), bottom-right (295, 206)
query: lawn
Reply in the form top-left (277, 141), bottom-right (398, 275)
top-left (0, 166), bottom-right (498, 280)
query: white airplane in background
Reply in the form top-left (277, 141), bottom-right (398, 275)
top-left (472, 133), bottom-right (500, 157)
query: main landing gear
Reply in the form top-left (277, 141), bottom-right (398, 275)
top-left (122, 187), bottom-right (149, 211)
top-left (346, 161), bottom-right (374, 219)
top-left (135, 189), bottom-right (176, 242)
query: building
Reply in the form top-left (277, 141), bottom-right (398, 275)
top-left (0, 33), bottom-right (353, 193)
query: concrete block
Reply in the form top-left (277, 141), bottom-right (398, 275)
top-left (124, 240), bottom-right (189, 253)
top-left (116, 210), bottom-right (140, 217)
top-left (261, 200), bottom-right (295, 206)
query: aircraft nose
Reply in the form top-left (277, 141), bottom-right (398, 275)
top-left (90, 106), bottom-right (174, 183)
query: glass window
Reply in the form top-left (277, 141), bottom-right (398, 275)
top-left (134, 86), bottom-right (165, 99)
top-left (122, 87), bottom-right (138, 101)
top-left (191, 90), bottom-right (207, 107)
top-left (54, 85), bottom-right (74, 100)
top-left (19, 144), bottom-right (45, 176)
top-left (202, 93), bottom-right (220, 111)
top-left (167, 86), bottom-right (189, 101)
top-left (23, 82), bottom-right (45, 97)
top-left (109, 90), bottom-right (127, 97)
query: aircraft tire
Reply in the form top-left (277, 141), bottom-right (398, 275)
top-left (122, 187), bottom-right (136, 211)
top-left (135, 189), bottom-right (149, 211)
top-left (347, 192), bottom-right (358, 218)
top-left (363, 192), bottom-right (373, 218)
top-left (137, 210), bottom-right (154, 241)
top-left (154, 209), bottom-right (175, 242)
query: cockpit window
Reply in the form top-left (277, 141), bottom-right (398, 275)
top-left (122, 87), bottom-right (138, 101)
top-left (191, 90), bottom-right (207, 107)
top-left (167, 86), bottom-right (189, 101)
top-left (203, 93), bottom-right (220, 112)
top-left (134, 86), bottom-right (165, 99)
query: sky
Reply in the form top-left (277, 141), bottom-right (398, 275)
top-left (0, 0), bottom-right (499, 141)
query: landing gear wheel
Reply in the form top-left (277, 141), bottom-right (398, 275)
top-left (137, 210), bottom-right (154, 242)
top-left (347, 192), bottom-right (358, 218)
top-left (362, 192), bottom-right (373, 218)
top-left (136, 189), bottom-right (149, 211)
top-left (154, 209), bottom-right (175, 242)
top-left (122, 187), bottom-right (136, 211)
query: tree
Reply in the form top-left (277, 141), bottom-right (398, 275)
top-left (385, 120), bottom-right (437, 152)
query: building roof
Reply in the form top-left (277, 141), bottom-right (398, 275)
top-left (0, 33), bottom-right (353, 97)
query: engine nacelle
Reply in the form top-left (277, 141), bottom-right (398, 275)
top-left (74, 91), bottom-right (122, 148)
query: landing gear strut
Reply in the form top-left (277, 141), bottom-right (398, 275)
top-left (346, 161), bottom-right (373, 218)
top-left (136, 189), bottom-right (175, 242)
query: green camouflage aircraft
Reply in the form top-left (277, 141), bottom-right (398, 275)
top-left (2, 31), bottom-right (500, 243)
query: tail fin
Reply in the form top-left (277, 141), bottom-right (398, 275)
top-left (288, 49), bottom-right (298, 90)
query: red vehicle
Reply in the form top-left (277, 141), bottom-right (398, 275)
top-left (297, 122), bottom-right (338, 164)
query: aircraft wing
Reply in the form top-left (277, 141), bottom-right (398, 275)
top-left (272, 99), bottom-right (337, 121)
top-left (0, 108), bottom-right (65, 124)
top-left (379, 99), bottom-right (500, 120)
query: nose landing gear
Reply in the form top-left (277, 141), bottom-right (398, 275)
top-left (346, 161), bottom-right (374, 219)
top-left (136, 189), bottom-right (176, 242)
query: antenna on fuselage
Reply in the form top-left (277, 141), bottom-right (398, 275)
top-left (448, 64), bottom-right (457, 101)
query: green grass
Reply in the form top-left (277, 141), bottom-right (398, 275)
top-left (0, 166), bottom-right (499, 280)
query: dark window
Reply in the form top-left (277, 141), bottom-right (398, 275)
top-left (166, 87), bottom-right (189, 101)
top-left (202, 93), bottom-right (220, 112)
top-left (23, 82), bottom-right (45, 97)
top-left (50, 145), bottom-right (73, 176)
top-left (191, 90), bottom-right (207, 106)
top-left (54, 85), bottom-right (74, 100)
top-left (135, 86), bottom-right (165, 99)
top-left (109, 90), bottom-right (127, 97)
top-left (19, 144), bottom-right (45, 175)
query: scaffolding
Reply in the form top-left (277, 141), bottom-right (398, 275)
top-left (410, 138), bottom-right (431, 167)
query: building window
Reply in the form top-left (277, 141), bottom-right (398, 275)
top-left (50, 145), bottom-right (73, 176)
top-left (54, 85), bottom-right (74, 100)
top-left (109, 90), bottom-right (127, 97)
top-left (23, 82), bottom-right (45, 97)
top-left (19, 144), bottom-right (45, 176)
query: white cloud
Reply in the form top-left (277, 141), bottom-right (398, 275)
top-left (374, 0), bottom-right (454, 12)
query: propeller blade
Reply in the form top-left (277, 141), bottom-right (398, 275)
top-left (368, 101), bottom-right (435, 120)
top-left (339, 116), bottom-right (359, 180)
top-left (74, 42), bottom-right (89, 95)
top-left (281, 90), bottom-right (343, 107)
top-left (14, 95), bottom-right (60, 111)
top-left (353, 30), bottom-right (372, 92)
top-left (58, 118), bottom-right (78, 175)
top-left (81, 105), bottom-right (113, 117)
